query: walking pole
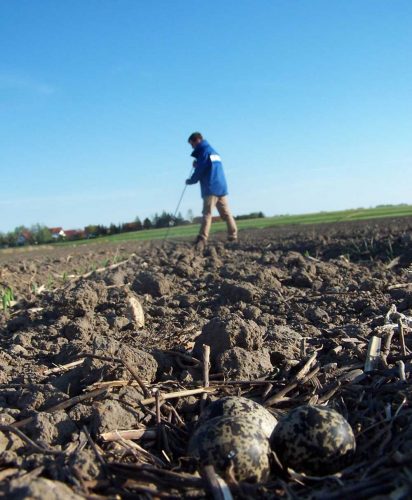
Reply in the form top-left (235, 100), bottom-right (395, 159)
top-left (163, 167), bottom-right (194, 245)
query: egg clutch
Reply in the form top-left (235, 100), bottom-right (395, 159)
top-left (188, 396), bottom-right (356, 481)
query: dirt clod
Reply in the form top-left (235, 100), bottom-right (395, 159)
top-left (132, 271), bottom-right (172, 297)
top-left (91, 399), bottom-right (142, 435)
top-left (193, 314), bottom-right (264, 363)
top-left (26, 411), bottom-right (77, 446)
top-left (54, 280), bottom-right (108, 317)
top-left (7, 477), bottom-right (84, 500)
top-left (216, 347), bottom-right (273, 379)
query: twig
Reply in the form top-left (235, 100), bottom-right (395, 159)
top-left (101, 429), bottom-right (156, 442)
top-left (116, 437), bottom-right (167, 467)
top-left (87, 380), bottom-right (147, 390)
top-left (300, 338), bottom-right (307, 358)
top-left (164, 403), bottom-right (186, 427)
top-left (397, 360), bottom-right (406, 382)
top-left (365, 336), bottom-right (382, 372)
top-left (387, 283), bottom-right (410, 290)
top-left (0, 468), bottom-right (20, 481)
top-left (155, 390), bottom-right (167, 454)
top-left (121, 359), bottom-right (151, 397)
top-left (209, 380), bottom-right (272, 386)
top-left (301, 366), bottom-right (321, 385)
top-left (295, 351), bottom-right (318, 382)
top-left (42, 358), bottom-right (85, 376)
top-left (0, 425), bottom-right (63, 455)
top-left (203, 344), bottom-right (211, 388)
top-left (264, 381), bottom-right (298, 406)
top-left (83, 425), bottom-right (111, 482)
top-left (262, 383), bottom-right (273, 400)
top-left (398, 319), bottom-right (407, 356)
top-left (264, 363), bottom-right (320, 407)
top-left (11, 388), bottom-right (108, 429)
top-left (201, 465), bottom-right (231, 500)
top-left (61, 254), bottom-right (137, 282)
top-left (140, 387), bottom-right (215, 406)
top-left (317, 381), bottom-right (341, 404)
top-left (87, 378), bottom-right (272, 390)
top-left (108, 462), bottom-right (204, 487)
top-left (381, 330), bottom-right (395, 368)
top-left (201, 344), bottom-right (211, 412)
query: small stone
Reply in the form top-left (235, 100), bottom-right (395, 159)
top-left (125, 294), bottom-right (145, 328)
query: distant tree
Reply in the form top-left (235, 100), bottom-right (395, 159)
top-left (235, 212), bottom-right (265, 221)
top-left (13, 225), bottom-right (28, 236)
top-left (13, 225), bottom-right (33, 245)
top-left (109, 223), bottom-right (119, 234)
top-left (134, 216), bottom-right (143, 231)
top-left (96, 225), bottom-right (108, 236)
top-left (31, 224), bottom-right (52, 244)
top-left (122, 222), bottom-right (138, 232)
top-left (155, 211), bottom-right (174, 228)
top-left (6, 232), bottom-right (17, 247)
top-left (176, 211), bottom-right (185, 225)
top-left (186, 209), bottom-right (194, 223)
top-left (151, 213), bottom-right (159, 227)
top-left (143, 218), bottom-right (152, 230)
top-left (84, 225), bottom-right (98, 237)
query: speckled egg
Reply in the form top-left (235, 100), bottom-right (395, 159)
top-left (271, 405), bottom-right (356, 475)
top-left (199, 396), bottom-right (277, 439)
top-left (188, 415), bottom-right (271, 482)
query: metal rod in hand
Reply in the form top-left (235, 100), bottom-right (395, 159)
top-left (163, 167), bottom-right (193, 244)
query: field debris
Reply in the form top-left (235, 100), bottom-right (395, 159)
top-left (1, 218), bottom-right (412, 497)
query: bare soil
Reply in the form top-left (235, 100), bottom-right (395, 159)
top-left (0, 217), bottom-right (412, 498)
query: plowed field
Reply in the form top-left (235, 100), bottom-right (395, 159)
top-left (1, 217), bottom-right (412, 498)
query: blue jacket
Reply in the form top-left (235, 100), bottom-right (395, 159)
top-left (187, 140), bottom-right (228, 198)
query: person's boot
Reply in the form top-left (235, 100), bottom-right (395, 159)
top-left (226, 235), bottom-right (239, 249)
top-left (193, 235), bottom-right (206, 252)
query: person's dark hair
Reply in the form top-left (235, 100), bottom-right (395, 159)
top-left (188, 132), bottom-right (203, 143)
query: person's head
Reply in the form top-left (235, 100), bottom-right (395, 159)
top-left (188, 132), bottom-right (203, 149)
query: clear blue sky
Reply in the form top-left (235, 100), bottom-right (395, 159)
top-left (1, 0), bottom-right (411, 232)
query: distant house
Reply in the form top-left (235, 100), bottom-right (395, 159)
top-left (64, 229), bottom-right (85, 240)
top-left (49, 227), bottom-right (66, 239)
top-left (17, 230), bottom-right (32, 246)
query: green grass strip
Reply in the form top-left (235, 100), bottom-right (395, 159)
top-left (53, 204), bottom-right (412, 247)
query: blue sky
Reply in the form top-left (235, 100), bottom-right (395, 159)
top-left (1, 0), bottom-right (411, 232)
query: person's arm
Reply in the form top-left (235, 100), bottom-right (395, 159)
top-left (186, 154), bottom-right (210, 184)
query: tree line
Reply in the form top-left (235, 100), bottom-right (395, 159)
top-left (0, 210), bottom-right (265, 248)
top-left (85, 210), bottom-right (190, 238)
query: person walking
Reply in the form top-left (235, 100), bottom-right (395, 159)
top-left (186, 132), bottom-right (238, 249)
